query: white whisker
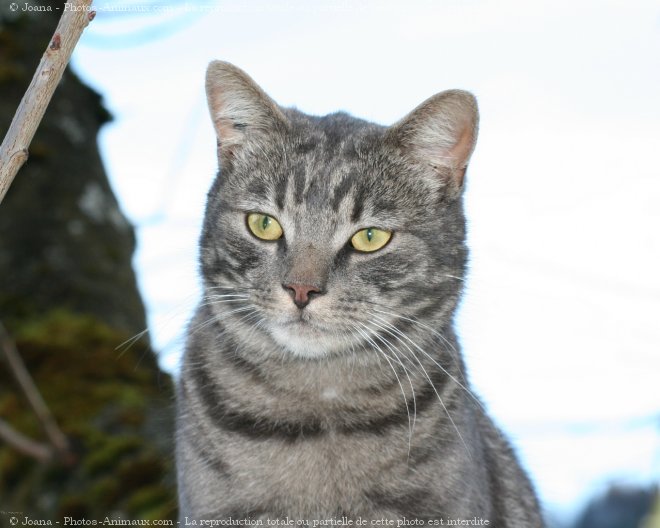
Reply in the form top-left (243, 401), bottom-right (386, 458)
top-left (370, 312), bottom-right (483, 412)
top-left (363, 321), bottom-right (418, 456)
top-left (353, 322), bottom-right (414, 454)
top-left (366, 316), bottom-right (473, 460)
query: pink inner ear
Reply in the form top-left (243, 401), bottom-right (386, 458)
top-left (207, 85), bottom-right (246, 151)
top-left (447, 121), bottom-right (475, 169)
top-left (215, 116), bottom-right (243, 149)
top-left (444, 121), bottom-right (475, 187)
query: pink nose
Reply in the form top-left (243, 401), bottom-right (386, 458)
top-left (282, 283), bottom-right (322, 309)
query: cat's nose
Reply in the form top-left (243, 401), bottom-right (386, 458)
top-left (282, 283), bottom-right (323, 309)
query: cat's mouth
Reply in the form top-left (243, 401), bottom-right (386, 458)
top-left (269, 314), bottom-right (343, 358)
top-left (282, 315), bottom-right (323, 332)
top-left (286, 324), bottom-right (317, 338)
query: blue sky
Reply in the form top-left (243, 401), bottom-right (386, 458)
top-left (65, 0), bottom-right (660, 523)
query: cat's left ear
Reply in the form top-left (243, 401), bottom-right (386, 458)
top-left (206, 61), bottom-right (289, 158)
top-left (387, 90), bottom-right (479, 197)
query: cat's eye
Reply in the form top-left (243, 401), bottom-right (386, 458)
top-left (350, 227), bottom-right (392, 253)
top-left (246, 213), bottom-right (283, 241)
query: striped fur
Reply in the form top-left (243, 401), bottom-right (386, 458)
top-left (176, 61), bottom-right (544, 526)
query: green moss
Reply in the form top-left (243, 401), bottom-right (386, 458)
top-left (83, 436), bottom-right (142, 476)
top-left (126, 485), bottom-right (173, 518)
top-left (89, 476), bottom-right (121, 508)
top-left (118, 452), bottom-right (164, 491)
top-left (13, 309), bottom-right (124, 349)
top-left (0, 8), bottom-right (173, 518)
top-left (0, 310), bottom-right (176, 520)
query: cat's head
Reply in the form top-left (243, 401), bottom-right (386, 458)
top-left (200, 61), bottom-right (478, 359)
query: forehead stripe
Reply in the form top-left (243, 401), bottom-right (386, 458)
top-left (330, 170), bottom-right (358, 212)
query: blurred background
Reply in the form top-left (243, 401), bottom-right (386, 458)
top-left (0, 0), bottom-right (658, 526)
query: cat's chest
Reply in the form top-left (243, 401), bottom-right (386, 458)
top-left (221, 430), bottom-right (408, 513)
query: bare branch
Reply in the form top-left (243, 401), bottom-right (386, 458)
top-left (0, 418), bottom-right (53, 463)
top-left (0, 322), bottom-right (70, 457)
top-left (0, 0), bottom-right (95, 204)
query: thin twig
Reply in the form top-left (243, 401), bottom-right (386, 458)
top-left (0, 0), bottom-right (95, 203)
top-left (0, 321), bottom-right (70, 457)
top-left (0, 418), bottom-right (53, 463)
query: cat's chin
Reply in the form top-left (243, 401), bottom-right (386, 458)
top-left (268, 321), bottom-right (345, 359)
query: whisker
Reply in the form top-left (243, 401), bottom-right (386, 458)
top-left (365, 316), bottom-right (473, 460)
top-left (366, 303), bottom-right (460, 363)
top-left (353, 322), bottom-right (414, 453)
top-left (188, 306), bottom-right (255, 337)
top-left (115, 288), bottom-right (251, 358)
top-left (441, 274), bottom-right (464, 282)
top-left (363, 321), bottom-right (418, 455)
top-left (115, 328), bottom-right (150, 356)
top-left (370, 312), bottom-right (483, 412)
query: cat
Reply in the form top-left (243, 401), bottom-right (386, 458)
top-left (175, 60), bottom-right (545, 526)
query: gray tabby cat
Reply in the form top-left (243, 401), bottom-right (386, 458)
top-left (176, 61), bottom-right (544, 526)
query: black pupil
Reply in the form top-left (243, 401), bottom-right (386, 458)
top-left (366, 228), bottom-right (373, 242)
top-left (262, 215), bottom-right (270, 230)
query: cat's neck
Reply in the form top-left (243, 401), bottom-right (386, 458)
top-left (192, 306), bottom-right (465, 403)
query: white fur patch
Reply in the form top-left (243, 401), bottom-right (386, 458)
top-left (269, 323), bottom-right (344, 359)
top-left (321, 387), bottom-right (339, 400)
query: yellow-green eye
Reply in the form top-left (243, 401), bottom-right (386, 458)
top-left (247, 213), bottom-right (283, 241)
top-left (350, 227), bottom-right (392, 252)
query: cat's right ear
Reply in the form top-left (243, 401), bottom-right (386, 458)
top-left (206, 61), bottom-right (288, 158)
top-left (386, 90), bottom-right (479, 198)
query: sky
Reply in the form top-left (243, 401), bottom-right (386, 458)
top-left (62, 0), bottom-right (660, 523)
